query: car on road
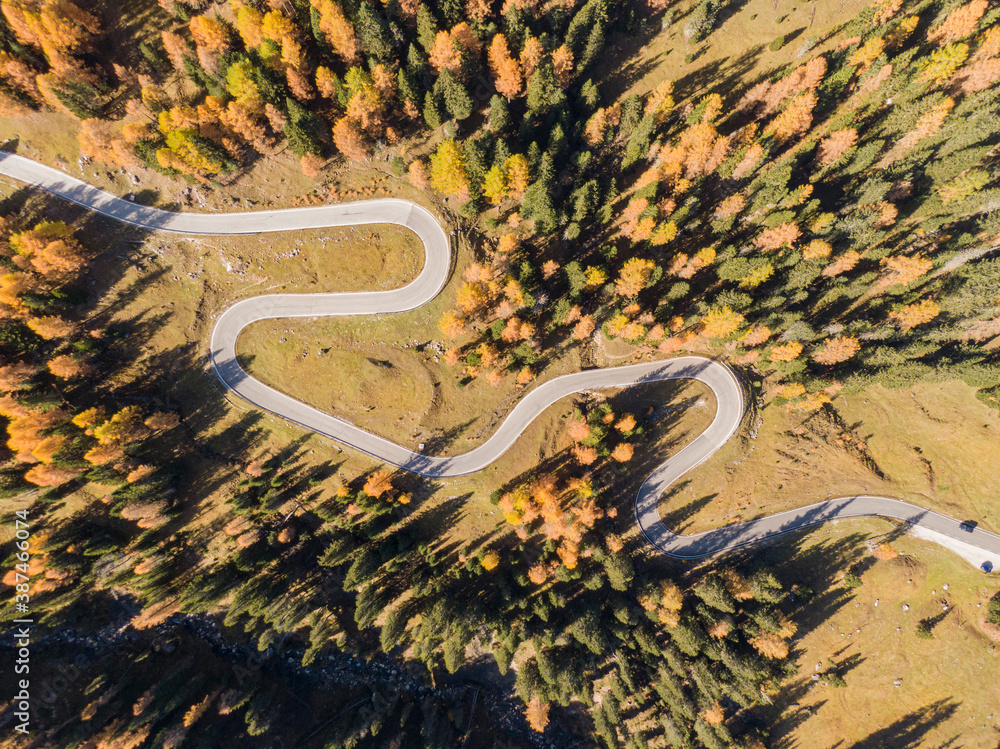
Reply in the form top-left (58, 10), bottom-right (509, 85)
top-left (959, 520), bottom-right (977, 532)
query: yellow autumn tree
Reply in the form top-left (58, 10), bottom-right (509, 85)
top-left (92, 406), bottom-right (146, 445)
top-left (615, 258), bottom-right (655, 297)
top-left (917, 43), bottom-right (969, 84)
top-left (700, 306), bottom-right (745, 339)
top-left (879, 255), bottom-right (933, 288)
top-left (770, 341), bottom-right (804, 362)
top-left (439, 310), bottom-right (465, 338)
top-left (482, 164), bottom-right (507, 204)
top-left (363, 468), bottom-right (393, 498)
top-left (504, 153), bottom-right (530, 196)
top-left (429, 139), bottom-right (469, 196)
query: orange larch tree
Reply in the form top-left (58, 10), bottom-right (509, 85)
top-left (312, 0), bottom-right (361, 64)
top-left (812, 336), bottom-right (861, 365)
top-left (879, 255), bottom-right (933, 288)
top-left (817, 128), bottom-right (858, 166)
top-left (927, 0), bottom-right (987, 45)
top-left (332, 117), bottom-right (370, 161)
top-left (488, 34), bottom-right (523, 99)
top-left (551, 45), bottom-right (574, 87)
top-left (891, 299), bottom-right (940, 330)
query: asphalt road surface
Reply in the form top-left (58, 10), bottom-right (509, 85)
top-left (3, 152), bottom-right (998, 567)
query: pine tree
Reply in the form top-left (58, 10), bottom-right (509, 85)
top-left (284, 97), bottom-right (324, 156)
top-left (489, 93), bottom-right (511, 132)
top-left (355, 2), bottom-right (394, 61)
top-left (416, 4), bottom-right (439, 53)
top-left (380, 607), bottom-right (408, 651)
top-left (622, 113), bottom-right (655, 170)
top-left (526, 60), bottom-right (558, 115)
top-left (397, 65), bottom-right (422, 108)
top-left (423, 90), bottom-right (443, 127)
top-left (434, 68), bottom-right (472, 120)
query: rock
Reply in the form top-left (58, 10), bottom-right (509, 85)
top-left (816, 663), bottom-right (823, 671)
top-left (902, 604), bottom-right (910, 612)
top-left (943, 583), bottom-right (949, 590)
top-left (894, 679), bottom-right (903, 688)
top-left (874, 599), bottom-right (879, 607)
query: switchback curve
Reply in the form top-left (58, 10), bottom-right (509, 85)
top-left (3, 152), bottom-right (999, 566)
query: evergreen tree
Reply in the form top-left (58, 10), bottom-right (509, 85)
top-left (570, 179), bottom-right (600, 222)
top-left (436, 0), bottom-right (464, 26)
top-left (284, 97), bottom-right (325, 156)
top-left (416, 4), bottom-right (440, 52)
top-left (579, 20), bottom-right (607, 70)
top-left (489, 94), bottom-right (511, 133)
top-left (526, 60), bottom-right (560, 116)
top-left (398, 66), bottom-right (423, 108)
top-left (434, 69), bottom-right (473, 120)
top-left (423, 90), bottom-right (444, 127)
top-left (407, 42), bottom-right (431, 82)
top-left (356, 2), bottom-right (394, 61)
top-left (622, 113), bottom-right (656, 171)
top-left (694, 575), bottom-right (737, 613)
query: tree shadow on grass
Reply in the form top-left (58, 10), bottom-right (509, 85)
top-left (422, 417), bottom-right (480, 457)
top-left (738, 528), bottom-right (872, 640)
top-left (770, 651), bottom-right (866, 741)
top-left (597, 30), bottom-right (666, 100)
top-left (844, 698), bottom-right (961, 749)
top-left (674, 43), bottom-right (768, 104)
top-left (661, 489), bottom-right (717, 535)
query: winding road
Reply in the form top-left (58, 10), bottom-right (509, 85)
top-left (3, 152), bottom-right (999, 567)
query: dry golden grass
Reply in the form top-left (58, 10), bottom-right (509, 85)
top-left (667, 380), bottom-right (1000, 535)
top-left (759, 521), bottom-right (1000, 748)
top-left (604, 0), bottom-right (870, 104)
